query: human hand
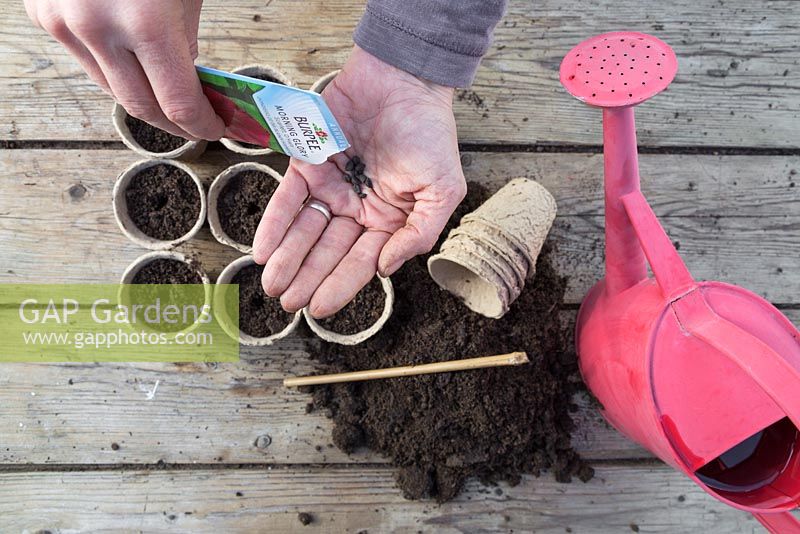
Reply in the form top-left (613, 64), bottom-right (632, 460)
top-left (24, 0), bottom-right (225, 140)
top-left (253, 46), bottom-right (467, 318)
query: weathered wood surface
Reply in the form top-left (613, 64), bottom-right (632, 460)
top-left (1, 150), bottom-right (797, 304)
top-left (2, 0), bottom-right (800, 146)
top-left (1, 307), bottom-right (796, 467)
top-left (0, 345), bottom-right (651, 465)
top-left (0, 148), bottom-right (797, 469)
top-left (1, 465), bottom-right (794, 533)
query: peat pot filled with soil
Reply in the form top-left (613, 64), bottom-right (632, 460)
top-left (304, 276), bottom-right (394, 345)
top-left (113, 159), bottom-right (206, 250)
top-left (220, 64), bottom-right (293, 156)
top-left (208, 162), bottom-right (282, 253)
top-left (309, 70), bottom-right (340, 94)
top-left (112, 103), bottom-right (206, 160)
top-left (119, 251), bottom-right (211, 334)
top-left (214, 256), bottom-right (302, 346)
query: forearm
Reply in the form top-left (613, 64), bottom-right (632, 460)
top-left (353, 0), bottom-right (507, 88)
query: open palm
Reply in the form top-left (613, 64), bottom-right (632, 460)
top-left (253, 46), bottom-right (466, 318)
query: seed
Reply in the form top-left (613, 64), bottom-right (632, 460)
top-left (351, 155), bottom-right (361, 165)
top-left (355, 162), bottom-right (365, 174)
top-left (358, 192), bottom-right (367, 198)
top-left (343, 173), bottom-right (353, 183)
top-left (353, 182), bottom-right (362, 194)
top-left (354, 173), bottom-right (366, 184)
top-left (345, 160), bottom-right (355, 172)
top-left (364, 177), bottom-right (373, 188)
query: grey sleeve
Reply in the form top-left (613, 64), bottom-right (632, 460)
top-left (353, 0), bottom-right (507, 88)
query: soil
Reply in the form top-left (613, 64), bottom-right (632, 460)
top-left (131, 259), bottom-right (202, 284)
top-left (129, 258), bottom-right (205, 332)
top-left (124, 115), bottom-right (187, 153)
top-left (316, 277), bottom-right (384, 335)
top-left (305, 183), bottom-right (593, 502)
top-left (232, 263), bottom-right (296, 338)
top-left (238, 72), bottom-right (284, 149)
top-left (125, 164), bottom-right (202, 241)
top-left (217, 170), bottom-right (278, 246)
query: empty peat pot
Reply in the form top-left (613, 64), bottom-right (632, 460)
top-left (113, 159), bottom-right (206, 250)
top-left (208, 162), bottom-right (283, 253)
top-left (119, 251), bottom-right (212, 334)
top-left (428, 178), bottom-right (557, 319)
top-left (214, 256), bottom-right (302, 346)
top-left (220, 64), bottom-right (293, 156)
top-left (304, 276), bottom-right (394, 345)
top-left (112, 103), bottom-right (206, 160)
top-left (309, 70), bottom-right (340, 93)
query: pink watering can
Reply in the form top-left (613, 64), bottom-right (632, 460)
top-left (560, 32), bottom-right (800, 532)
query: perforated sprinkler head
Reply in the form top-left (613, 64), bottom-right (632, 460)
top-left (560, 32), bottom-right (678, 108)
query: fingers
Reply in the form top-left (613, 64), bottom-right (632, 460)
top-left (378, 180), bottom-right (466, 276)
top-left (261, 204), bottom-right (330, 297)
top-left (280, 217), bottom-right (363, 312)
top-left (183, 0), bottom-right (203, 59)
top-left (308, 230), bottom-right (391, 318)
top-left (253, 169), bottom-right (309, 264)
top-left (91, 48), bottom-right (195, 140)
top-left (39, 16), bottom-right (112, 95)
top-left (133, 33), bottom-right (225, 140)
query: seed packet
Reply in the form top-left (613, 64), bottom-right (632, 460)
top-left (197, 66), bottom-right (349, 164)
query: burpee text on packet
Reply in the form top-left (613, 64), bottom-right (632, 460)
top-left (197, 66), bottom-right (349, 164)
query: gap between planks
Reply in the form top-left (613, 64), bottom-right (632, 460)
top-left (5, 140), bottom-right (800, 157)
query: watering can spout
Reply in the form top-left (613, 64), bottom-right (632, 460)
top-left (603, 108), bottom-right (648, 296)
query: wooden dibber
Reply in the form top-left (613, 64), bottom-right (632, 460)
top-left (283, 352), bottom-right (528, 388)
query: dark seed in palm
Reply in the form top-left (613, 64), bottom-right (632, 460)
top-left (345, 160), bottom-right (355, 172)
top-left (352, 155), bottom-right (361, 165)
top-left (355, 162), bottom-right (365, 174)
top-left (353, 183), bottom-right (362, 194)
top-left (364, 177), bottom-right (373, 188)
top-left (358, 192), bottom-right (367, 198)
top-left (344, 174), bottom-right (353, 183)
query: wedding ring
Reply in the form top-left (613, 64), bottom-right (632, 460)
top-left (306, 199), bottom-right (332, 223)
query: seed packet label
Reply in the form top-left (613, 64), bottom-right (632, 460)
top-left (197, 66), bottom-right (349, 164)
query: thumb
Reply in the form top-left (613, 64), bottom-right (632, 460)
top-left (378, 187), bottom-right (464, 277)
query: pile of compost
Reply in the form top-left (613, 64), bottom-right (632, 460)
top-left (306, 183), bottom-right (593, 502)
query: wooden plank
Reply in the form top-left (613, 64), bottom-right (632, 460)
top-left (0, 329), bottom-right (651, 464)
top-left (1, 0), bottom-right (799, 146)
top-left (0, 304), bottom-right (796, 466)
top-left (0, 150), bottom-right (797, 304)
top-left (0, 465), bottom-right (791, 533)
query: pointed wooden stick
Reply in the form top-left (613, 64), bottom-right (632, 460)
top-left (283, 351), bottom-right (528, 388)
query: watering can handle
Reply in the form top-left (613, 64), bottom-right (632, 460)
top-left (674, 291), bottom-right (800, 434)
top-left (754, 512), bottom-right (800, 533)
top-left (673, 292), bottom-right (800, 533)
top-left (621, 191), bottom-right (695, 299)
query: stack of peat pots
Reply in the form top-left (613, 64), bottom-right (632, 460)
top-left (428, 178), bottom-right (557, 319)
